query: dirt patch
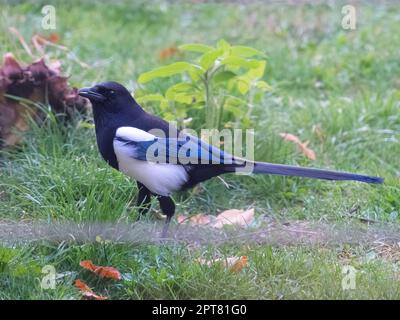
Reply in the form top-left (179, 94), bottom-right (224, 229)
top-left (1, 219), bottom-right (400, 252)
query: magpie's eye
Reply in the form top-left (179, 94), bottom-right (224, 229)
top-left (109, 90), bottom-right (115, 96)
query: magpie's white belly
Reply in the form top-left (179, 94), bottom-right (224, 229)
top-left (113, 140), bottom-right (189, 196)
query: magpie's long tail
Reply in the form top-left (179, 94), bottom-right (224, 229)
top-left (229, 162), bottom-right (384, 184)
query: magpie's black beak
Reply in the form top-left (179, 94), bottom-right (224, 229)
top-left (78, 87), bottom-right (106, 102)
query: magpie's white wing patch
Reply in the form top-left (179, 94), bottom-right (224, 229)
top-left (115, 126), bottom-right (155, 142)
top-left (113, 127), bottom-right (189, 196)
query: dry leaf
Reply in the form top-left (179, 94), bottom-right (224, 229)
top-left (0, 52), bottom-right (88, 148)
top-left (178, 208), bottom-right (254, 229)
top-left (75, 279), bottom-right (108, 300)
top-left (36, 32), bottom-right (61, 44)
top-left (280, 132), bottom-right (316, 160)
top-left (212, 208), bottom-right (254, 229)
top-left (79, 260), bottom-right (122, 280)
top-left (227, 256), bottom-right (248, 272)
top-left (177, 214), bottom-right (212, 226)
top-left (197, 256), bottom-right (248, 272)
top-left (159, 47), bottom-right (180, 60)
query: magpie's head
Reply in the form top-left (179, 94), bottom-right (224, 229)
top-left (78, 81), bottom-right (137, 114)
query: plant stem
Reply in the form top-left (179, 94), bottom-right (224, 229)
top-left (204, 71), bottom-right (212, 129)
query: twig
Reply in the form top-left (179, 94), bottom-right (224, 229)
top-left (8, 27), bottom-right (33, 57)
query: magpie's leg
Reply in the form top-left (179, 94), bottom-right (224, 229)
top-left (157, 196), bottom-right (175, 238)
top-left (136, 182), bottom-right (152, 216)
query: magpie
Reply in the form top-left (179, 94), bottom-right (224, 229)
top-left (78, 81), bottom-right (384, 237)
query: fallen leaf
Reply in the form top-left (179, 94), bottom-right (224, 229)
top-left (178, 208), bottom-right (254, 229)
top-left (75, 279), bottom-right (108, 300)
top-left (177, 214), bottom-right (212, 226)
top-left (280, 132), bottom-right (316, 160)
top-left (299, 141), bottom-right (316, 161)
top-left (79, 260), bottom-right (122, 280)
top-left (197, 256), bottom-right (248, 272)
top-left (177, 215), bottom-right (189, 224)
top-left (212, 208), bottom-right (254, 229)
top-left (227, 256), bottom-right (248, 272)
top-left (159, 47), bottom-right (180, 60)
top-left (43, 32), bottom-right (61, 44)
top-left (79, 260), bottom-right (97, 271)
top-left (0, 52), bottom-right (88, 148)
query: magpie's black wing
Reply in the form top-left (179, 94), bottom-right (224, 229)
top-left (113, 126), bottom-right (244, 166)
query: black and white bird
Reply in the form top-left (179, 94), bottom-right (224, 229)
top-left (78, 81), bottom-right (383, 237)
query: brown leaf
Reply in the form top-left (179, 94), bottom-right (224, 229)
top-left (280, 132), bottom-right (316, 160)
top-left (27, 58), bottom-right (56, 84)
top-left (79, 260), bottom-right (97, 272)
top-left (197, 256), bottom-right (248, 272)
top-left (177, 214), bottom-right (212, 226)
top-left (159, 47), bottom-right (180, 60)
top-left (48, 33), bottom-right (61, 44)
top-left (79, 260), bottom-right (122, 280)
top-left (2, 53), bottom-right (24, 83)
top-left (279, 132), bottom-right (302, 144)
top-left (177, 208), bottom-right (254, 229)
top-left (38, 32), bottom-right (61, 44)
top-left (227, 256), bottom-right (248, 272)
top-left (0, 53), bottom-right (88, 148)
top-left (212, 208), bottom-right (254, 229)
top-left (75, 279), bottom-right (108, 300)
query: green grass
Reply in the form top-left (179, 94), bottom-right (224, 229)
top-left (0, 0), bottom-right (400, 299)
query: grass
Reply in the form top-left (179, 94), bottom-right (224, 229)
top-left (0, 0), bottom-right (400, 299)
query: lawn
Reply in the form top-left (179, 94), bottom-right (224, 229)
top-left (0, 0), bottom-right (399, 299)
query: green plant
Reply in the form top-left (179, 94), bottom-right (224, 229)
top-left (136, 40), bottom-right (269, 129)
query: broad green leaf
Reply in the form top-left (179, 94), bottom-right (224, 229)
top-left (175, 108), bottom-right (187, 119)
top-left (188, 68), bottom-right (203, 82)
top-left (136, 94), bottom-right (166, 103)
top-left (231, 46), bottom-right (265, 57)
top-left (237, 78), bottom-right (250, 95)
top-left (79, 121), bottom-right (95, 129)
top-left (224, 103), bottom-right (243, 117)
top-left (245, 61), bottom-right (266, 80)
top-left (255, 80), bottom-right (271, 90)
top-left (165, 83), bottom-right (193, 96)
top-left (225, 95), bottom-right (247, 105)
top-left (253, 91), bottom-right (265, 103)
top-left (160, 100), bottom-right (170, 109)
top-left (221, 56), bottom-right (260, 69)
top-left (217, 39), bottom-right (231, 53)
top-left (179, 43), bottom-right (214, 53)
top-left (224, 96), bottom-right (246, 116)
top-left (199, 48), bottom-right (223, 70)
top-left (213, 71), bottom-right (237, 84)
top-left (163, 112), bottom-right (176, 121)
top-left (174, 93), bottom-right (195, 104)
top-left (138, 62), bottom-right (196, 83)
top-left (165, 83), bottom-right (204, 104)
